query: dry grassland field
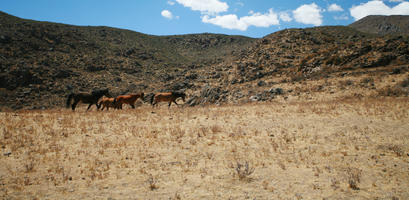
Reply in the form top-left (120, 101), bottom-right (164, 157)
top-left (1, 98), bottom-right (409, 199)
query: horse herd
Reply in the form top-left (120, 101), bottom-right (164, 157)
top-left (66, 88), bottom-right (186, 111)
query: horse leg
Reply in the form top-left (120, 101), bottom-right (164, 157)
top-left (72, 100), bottom-right (79, 111)
top-left (87, 104), bottom-right (93, 111)
top-left (168, 101), bottom-right (172, 108)
top-left (173, 100), bottom-right (179, 107)
top-left (131, 104), bottom-right (135, 109)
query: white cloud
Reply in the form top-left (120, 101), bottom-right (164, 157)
top-left (389, 0), bottom-right (404, 2)
top-left (167, 0), bottom-right (175, 6)
top-left (175, 0), bottom-right (228, 14)
top-left (279, 12), bottom-right (292, 22)
top-left (350, 0), bottom-right (409, 21)
top-left (202, 9), bottom-right (279, 31)
top-left (161, 10), bottom-right (174, 19)
top-left (328, 3), bottom-right (344, 12)
top-left (292, 3), bottom-right (323, 26)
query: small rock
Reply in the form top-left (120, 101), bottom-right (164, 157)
top-left (257, 80), bottom-right (266, 87)
top-left (249, 95), bottom-right (259, 102)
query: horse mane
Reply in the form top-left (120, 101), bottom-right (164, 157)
top-left (92, 88), bottom-right (109, 95)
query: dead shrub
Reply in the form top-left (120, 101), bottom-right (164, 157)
top-left (360, 77), bottom-right (374, 86)
top-left (233, 161), bottom-right (255, 181)
top-left (399, 76), bottom-right (409, 88)
top-left (24, 161), bottom-right (36, 173)
top-left (388, 145), bottom-right (404, 157)
top-left (147, 174), bottom-right (159, 191)
top-left (378, 76), bottom-right (409, 96)
top-left (377, 86), bottom-right (407, 97)
top-left (338, 79), bottom-right (354, 88)
top-left (377, 144), bottom-right (404, 157)
top-left (346, 167), bottom-right (362, 190)
top-left (290, 73), bottom-right (305, 82)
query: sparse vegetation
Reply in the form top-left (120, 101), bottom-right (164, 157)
top-left (1, 98), bottom-right (408, 199)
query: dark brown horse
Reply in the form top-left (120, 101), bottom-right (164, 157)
top-left (114, 93), bottom-right (144, 109)
top-left (66, 88), bottom-right (110, 111)
top-left (98, 97), bottom-right (117, 111)
top-left (150, 92), bottom-right (186, 107)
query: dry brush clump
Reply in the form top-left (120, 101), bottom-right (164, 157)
top-left (346, 167), bottom-right (362, 190)
top-left (233, 160), bottom-right (255, 181)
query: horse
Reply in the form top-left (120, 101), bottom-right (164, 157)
top-left (150, 91), bottom-right (186, 107)
top-left (113, 93), bottom-right (144, 109)
top-left (66, 88), bottom-right (110, 111)
top-left (98, 97), bottom-right (117, 111)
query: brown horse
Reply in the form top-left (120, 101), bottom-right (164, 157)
top-left (66, 88), bottom-right (110, 111)
top-left (114, 93), bottom-right (144, 109)
top-left (150, 91), bottom-right (186, 107)
top-left (98, 97), bottom-right (117, 111)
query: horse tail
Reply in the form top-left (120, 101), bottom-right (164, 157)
top-left (66, 93), bottom-right (74, 108)
top-left (150, 94), bottom-right (155, 105)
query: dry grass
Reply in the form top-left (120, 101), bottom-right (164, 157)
top-left (1, 98), bottom-right (409, 199)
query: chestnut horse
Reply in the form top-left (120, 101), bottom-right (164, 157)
top-left (66, 88), bottom-right (110, 111)
top-left (98, 97), bottom-right (117, 111)
top-left (150, 91), bottom-right (186, 107)
top-left (114, 93), bottom-right (144, 109)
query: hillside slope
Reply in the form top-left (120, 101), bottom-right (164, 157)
top-left (231, 26), bottom-right (408, 83)
top-left (349, 15), bottom-right (409, 35)
top-left (0, 11), bottom-right (255, 109)
top-left (198, 25), bottom-right (408, 105)
top-left (1, 12), bottom-right (408, 110)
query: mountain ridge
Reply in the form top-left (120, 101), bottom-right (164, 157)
top-left (349, 15), bottom-right (409, 35)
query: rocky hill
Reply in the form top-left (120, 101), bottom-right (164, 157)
top-left (231, 26), bottom-right (408, 82)
top-left (0, 11), bottom-right (255, 110)
top-left (349, 15), bottom-right (409, 35)
top-left (1, 12), bottom-right (408, 110)
top-left (200, 25), bottom-right (408, 105)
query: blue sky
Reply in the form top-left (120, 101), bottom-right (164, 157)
top-left (1, 0), bottom-right (409, 38)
